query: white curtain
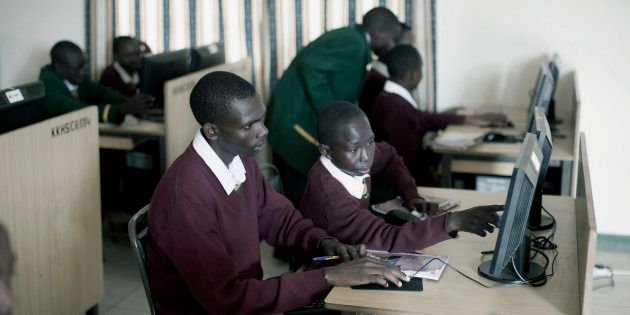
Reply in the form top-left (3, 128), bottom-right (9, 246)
top-left (91, 0), bottom-right (434, 108)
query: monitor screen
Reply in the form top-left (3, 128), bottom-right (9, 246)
top-left (478, 133), bottom-right (546, 283)
top-left (190, 42), bottom-right (225, 72)
top-left (527, 64), bottom-right (554, 122)
top-left (528, 107), bottom-right (554, 230)
top-left (548, 55), bottom-right (560, 100)
top-left (139, 48), bottom-right (191, 108)
top-left (0, 81), bottom-right (50, 134)
top-left (531, 65), bottom-right (555, 115)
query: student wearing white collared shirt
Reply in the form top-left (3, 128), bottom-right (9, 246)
top-left (145, 71), bottom-right (413, 314)
top-left (368, 45), bottom-right (506, 185)
top-left (100, 36), bottom-right (142, 97)
top-left (300, 101), bottom-right (502, 251)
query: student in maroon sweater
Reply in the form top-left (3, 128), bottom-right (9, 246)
top-left (358, 23), bottom-right (413, 115)
top-left (100, 36), bottom-right (141, 97)
top-left (369, 45), bottom-right (507, 185)
top-left (301, 101), bottom-right (502, 252)
top-left (145, 72), bottom-right (410, 314)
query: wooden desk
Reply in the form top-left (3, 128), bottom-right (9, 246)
top-left (435, 108), bottom-right (575, 195)
top-left (0, 107), bottom-right (103, 314)
top-left (99, 119), bottom-right (166, 171)
top-left (434, 72), bottom-right (580, 196)
top-left (325, 187), bottom-right (586, 314)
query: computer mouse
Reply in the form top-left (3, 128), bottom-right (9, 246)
top-left (383, 209), bottom-right (419, 226)
top-left (483, 132), bottom-right (507, 142)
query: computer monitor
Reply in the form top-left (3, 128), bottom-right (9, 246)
top-left (547, 55), bottom-right (561, 124)
top-left (0, 81), bottom-right (50, 134)
top-left (529, 64), bottom-right (555, 117)
top-left (190, 42), bottom-right (225, 72)
top-left (139, 48), bottom-right (191, 107)
top-left (528, 107), bottom-right (554, 230)
top-left (478, 133), bottom-right (546, 283)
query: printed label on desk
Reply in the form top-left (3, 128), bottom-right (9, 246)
top-left (530, 152), bottom-right (541, 172)
top-left (5, 89), bottom-right (24, 103)
top-left (208, 43), bottom-right (219, 54)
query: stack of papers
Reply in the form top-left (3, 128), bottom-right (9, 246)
top-left (432, 130), bottom-right (486, 150)
top-left (367, 249), bottom-right (449, 281)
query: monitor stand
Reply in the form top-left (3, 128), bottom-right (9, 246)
top-left (528, 187), bottom-right (554, 231)
top-left (478, 235), bottom-right (546, 283)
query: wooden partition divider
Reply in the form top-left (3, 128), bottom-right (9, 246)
top-left (575, 132), bottom-right (597, 314)
top-left (0, 106), bottom-right (103, 314)
top-left (164, 59), bottom-right (252, 167)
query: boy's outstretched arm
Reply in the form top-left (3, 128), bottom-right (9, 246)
top-left (445, 205), bottom-right (504, 237)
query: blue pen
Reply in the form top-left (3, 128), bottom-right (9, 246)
top-left (312, 255), bottom-right (340, 261)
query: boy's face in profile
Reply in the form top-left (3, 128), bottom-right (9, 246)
top-left (116, 40), bottom-right (141, 73)
top-left (324, 118), bottom-right (376, 176)
top-left (211, 95), bottom-right (268, 158)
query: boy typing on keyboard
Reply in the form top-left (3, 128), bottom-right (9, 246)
top-left (300, 101), bottom-right (503, 252)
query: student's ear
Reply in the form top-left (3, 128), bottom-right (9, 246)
top-left (53, 62), bottom-right (64, 75)
top-left (319, 144), bottom-right (331, 158)
top-left (201, 122), bottom-right (220, 141)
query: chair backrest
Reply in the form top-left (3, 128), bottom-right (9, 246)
top-left (128, 204), bottom-right (156, 315)
top-left (260, 163), bottom-right (285, 195)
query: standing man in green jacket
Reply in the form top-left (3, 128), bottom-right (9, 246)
top-left (266, 7), bottom-right (402, 205)
top-left (39, 40), bottom-right (153, 124)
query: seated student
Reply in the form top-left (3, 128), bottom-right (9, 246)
top-left (0, 222), bottom-right (14, 315)
top-left (39, 40), bottom-right (153, 123)
top-left (369, 45), bottom-right (506, 185)
top-left (145, 71), bottom-right (410, 314)
top-left (300, 101), bottom-right (502, 251)
top-left (100, 36), bottom-right (141, 97)
top-left (358, 23), bottom-right (413, 115)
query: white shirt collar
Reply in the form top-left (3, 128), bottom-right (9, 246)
top-left (113, 61), bottom-right (140, 85)
top-left (383, 80), bottom-right (419, 109)
top-left (63, 79), bottom-right (78, 93)
top-left (369, 59), bottom-right (389, 77)
top-left (320, 156), bottom-right (369, 199)
top-left (192, 130), bottom-right (246, 195)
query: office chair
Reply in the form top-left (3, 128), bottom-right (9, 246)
top-left (128, 204), bottom-right (156, 315)
top-left (260, 163), bottom-right (285, 195)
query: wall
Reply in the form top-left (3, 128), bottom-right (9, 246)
top-left (0, 0), bottom-right (84, 89)
top-left (437, 0), bottom-right (630, 236)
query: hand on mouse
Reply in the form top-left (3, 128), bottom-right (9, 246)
top-left (445, 205), bottom-right (503, 237)
top-left (323, 256), bottom-right (410, 288)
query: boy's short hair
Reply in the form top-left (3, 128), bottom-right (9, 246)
top-left (50, 40), bottom-right (82, 66)
top-left (317, 101), bottom-right (368, 145)
top-left (189, 71), bottom-right (257, 125)
top-left (384, 44), bottom-right (422, 80)
top-left (113, 36), bottom-right (137, 55)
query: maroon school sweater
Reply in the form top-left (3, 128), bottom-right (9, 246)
top-left (358, 68), bottom-right (388, 115)
top-left (369, 92), bottom-right (465, 183)
top-left (145, 145), bottom-right (330, 314)
top-left (99, 65), bottom-right (137, 97)
top-left (300, 142), bottom-right (452, 252)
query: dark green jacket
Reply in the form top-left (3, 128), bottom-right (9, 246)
top-left (266, 25), bottom-right (372, 175)
top-left (39, 65), bottom-right (128, 123)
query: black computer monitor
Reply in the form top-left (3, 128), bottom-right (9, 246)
top-left (139, 48), bottom-right (191, 107)
top-left (478, 133), bottom-right (546, 283)
top-left (547, 55), bottom-right (561, 124)
top-left (529, 64), bottom-right (555, 116)
top-left (190, 42), bottom-right (225, 72)
top-left (528, 107), bottom-right (554, 230)
top-left (0, 81), bottom-right (50, 134)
